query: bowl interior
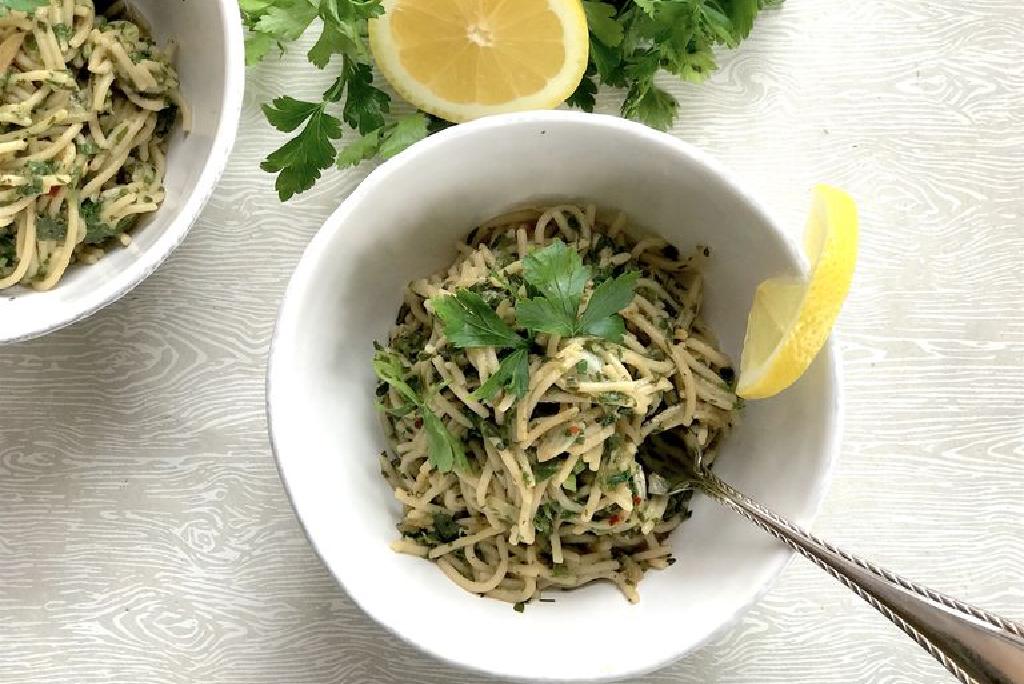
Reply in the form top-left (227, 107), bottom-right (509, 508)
top-left (0, 0), bottom-right (241, 343)
top-left (269, 113), bottom-right (840, 681)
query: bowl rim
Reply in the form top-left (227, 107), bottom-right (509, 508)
top-left (266, 110), bottom-right (844, 681)
top-left (0, 0), bottom-right (246, 345)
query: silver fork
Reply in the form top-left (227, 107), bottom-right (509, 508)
top-left (660, 461), bottom-right (1024, 684)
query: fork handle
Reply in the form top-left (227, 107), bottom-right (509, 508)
top-left (693, 469), bottom-right (1024, 684)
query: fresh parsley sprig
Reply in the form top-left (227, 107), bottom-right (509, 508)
top-left (517, 240), bottom-right (639, 342)
top-left (373, 345), bottom-right (468, 473)
top-left (244, 0), bottom-right (432, 200)
top-left (429, 241), bottom-right (640, 401)
top-left (260, 93), bottom-right (343, 201)
top-left (573, 0), bottom-right (783, 129)
top-left (245, 0), bottom-right (780, 201)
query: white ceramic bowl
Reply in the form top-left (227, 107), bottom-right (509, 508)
top-left (0, 0), bottom-right (244, 344)
top-left (268, 111), bottom-right (841, 681)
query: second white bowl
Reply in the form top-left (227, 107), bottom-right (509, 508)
top-left (0, 0), bottom-right (244, 344)
top-left (268, 111), bottom-right (841, 681)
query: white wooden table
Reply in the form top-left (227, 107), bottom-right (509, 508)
top-left (3, 1), bottom-right (1022, 682)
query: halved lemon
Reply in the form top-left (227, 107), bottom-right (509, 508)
top-left (736, 185), bottom-right (859, 399)
top-left (369, 0), bottom-right (589, 123)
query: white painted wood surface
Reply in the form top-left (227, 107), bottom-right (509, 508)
top-left (2, 1), bottom-right (1022, 682)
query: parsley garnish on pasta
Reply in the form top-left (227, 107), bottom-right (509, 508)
top-left (374, 204), bottom-right (741, 605)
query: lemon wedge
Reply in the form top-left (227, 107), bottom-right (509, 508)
top-left (369, 0), bottom-right (589, 123)
top-left (736, 185), bottom-right (858, 399)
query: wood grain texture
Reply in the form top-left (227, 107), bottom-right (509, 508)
top-left (2, 1), bottom-right (1022, 682)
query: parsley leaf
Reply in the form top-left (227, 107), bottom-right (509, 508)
top-left (244, 32), bottom-right (276, 65)
top-left (379, 113), bottom-right (429, 158)
top-left (373, 346), bottom-right (467, 473)
top-left (317, 0), bottom-right (383, 60)
top-left (431, 289), bottom-right (526, 349)
top-left (582, 1), bottom-right (623, 47)
top-left (566, 69), bottom-right (598, 112)
top-left (372, 346), bottom-right (419, 405)
top-left (590, 37), bottom-right (626, 86)
top-left (307, 0), bottom-right (383, 68)
top-left (516, 297), bottom-right (576, 338)
top-left (622, 78), bottom-right (678, 131)
top-left (335, 129), bottom-right (381, 169)
top-left (606, 0), bottom-right (778, 128)
top-left (260, 104), bottom-right (342, 201)
top-left (516, 240), bottom-right (639, 342)
top-left (262, 96), bottom-right (321, 133)
top-left (339, 59), bottom-right (389, 133)
top-left (421, 409), bottom-right (466, 473)
top-left (431, 289), bottom-right (530, 402)
top-left (253, 0), bottom-right (317, 42)
top-left (474, 348), bottom-right (529, 401)
top-left (521, 240), bottom-right (591, 328)
top-left (578, 271), bottom-right (639, 340)
top-left (336, 113), bottom-right (430, 168)
top-left (727, 0), bottom-right (760, 39)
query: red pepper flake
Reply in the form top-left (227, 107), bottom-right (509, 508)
top-left (609, 514), bottom-right (621, 525)
top-left (413, 417), bottom-right (423, 429)
top-left (47, 185), bottom-right (61, 197)
top-left (633, 496), bottom-right (641, 506)
top-left (567, 425), bottom-right (580, 435)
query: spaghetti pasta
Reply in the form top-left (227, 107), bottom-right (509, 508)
top-left (376, 205), bottom-right (741, 605)
top-left (0, 0), bottom-right (184, 291)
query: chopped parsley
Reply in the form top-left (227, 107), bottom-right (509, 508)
top-left (533, 502), bottom-right (561, 535)
top-left (79, 199), bottom-right (120, 244)
top-left (18, 176), bottom-right (42, 197)
top-left (431, 512), bottom-right (462, 544)
top-left (0, 232), bottom-right (15, 269)
top-left (35, 215), bottom-right (66, 241)
top-left (533, 460), bottom-right (562, 483)
top-left (77, 138), bottom-right (99, 156)
top-left (51, 22), bottom-right (71, 42)
top-left (25, 160), bottom-right (56, 176)
top-left (606, 470), bottom-right (632, 488)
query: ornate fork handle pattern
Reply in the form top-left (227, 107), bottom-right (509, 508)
top-left (690, 468), bottom-right (1024, 684)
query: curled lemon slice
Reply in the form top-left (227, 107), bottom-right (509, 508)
top-left (369, 0), bottom-right (589, 123)
top-left (736, 185), bottom-right (859, 399)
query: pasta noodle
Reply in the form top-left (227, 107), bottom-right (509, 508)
top-left (0, 0), bottom-right (184, 291)
top-left (376, 205), bottom-right (741, 606)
